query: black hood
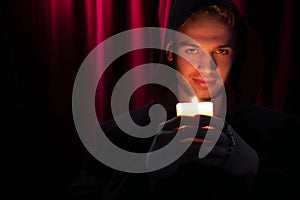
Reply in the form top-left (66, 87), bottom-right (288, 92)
top-left (167, 0), bottom-right (239, 31)
top-left (153, 0), bottom-right (264, 115)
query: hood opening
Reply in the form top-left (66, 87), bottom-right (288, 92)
top-left (151, 0), bottom-right (264, 115)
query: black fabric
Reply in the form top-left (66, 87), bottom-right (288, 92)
top-left (67, 103), bottom-right (300, 199)
top-left (166, 0), bottom-right (239, 31)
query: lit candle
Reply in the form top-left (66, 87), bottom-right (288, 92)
top-left (176, 96), bottom-right (213, 117)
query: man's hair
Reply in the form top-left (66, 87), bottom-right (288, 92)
top-left (183, 5), bottom-right (239, 29)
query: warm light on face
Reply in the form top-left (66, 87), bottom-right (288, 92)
top-left (174, 15), bottom-right (235, 101)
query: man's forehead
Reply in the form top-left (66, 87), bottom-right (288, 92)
top-left (172, 37), bottom-right (234, 48)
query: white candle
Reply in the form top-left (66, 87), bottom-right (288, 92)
top-left (176, 96), bottom-right (213, 117)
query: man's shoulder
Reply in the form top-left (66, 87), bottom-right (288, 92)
top-left (228, 103), bottom-right (300, 136)
top-left (99, 102), bottom-right (156, 152)
top-left (231, 103), bottom-right (300, 139)
top-left (100, 102), bottom-right (154, 129)
top-left (245, 103), bottom-right (300, 122)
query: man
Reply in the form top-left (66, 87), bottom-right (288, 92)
top-left (68, 0), bottom-right (300, 199)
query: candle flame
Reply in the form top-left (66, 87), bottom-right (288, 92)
top-left (191, 96), bottom-right (198, 102)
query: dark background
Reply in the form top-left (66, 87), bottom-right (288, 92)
top-left (2, 0), bottom-right (298, 199)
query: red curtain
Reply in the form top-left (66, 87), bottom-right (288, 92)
top-left (7, 0), bottom-right (297, 198)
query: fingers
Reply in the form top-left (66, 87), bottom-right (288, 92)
top-left (194, 115), bottom-right (225, 131)
top-left (160, 116), bottom-right (194, 131)
top-left (151, 129), bottom-right (231, 171)
top-left (160, 115), bottom-right (225, 132)
top-left (174, 129), bottom-right (225, 151)
top-left (179, 137), bottom-right (205, 143)
top-left (153, 119), bottom-right (231, 157)
top-left (156, 126), bottom-right (230, 147)
top-left (150, 130), bottom-right (176, 151)
top-left (186, 142), bottom-right (227, 156)
top-left (178, 147), bottom-right (226, 168)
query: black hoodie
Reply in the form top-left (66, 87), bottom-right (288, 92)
top-left (68, 0), bottom-right (300, 199)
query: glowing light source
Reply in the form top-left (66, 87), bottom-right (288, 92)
top-left (176, 96), bottom-right (213, 117)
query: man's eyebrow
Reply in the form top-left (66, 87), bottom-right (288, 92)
top-left (218, 44), bottom-right (234, 48)
top-left (176, 41), bottom-right (234, 48)
top-left (176, 41), bottom-right (200, 47)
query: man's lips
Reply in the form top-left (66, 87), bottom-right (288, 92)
top-left (192, 78), bottom-right (216, 87)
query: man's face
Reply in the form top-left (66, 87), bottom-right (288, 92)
top-left (168, 15), bottom-right (236, 101)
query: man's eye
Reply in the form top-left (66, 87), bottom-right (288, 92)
top-left (185, 49), bottom-right (198, 54)
top-left (216, 49), bottom-right (229, 55)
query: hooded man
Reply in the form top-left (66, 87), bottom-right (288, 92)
top-left (68, 0), bottom-right (300, 199)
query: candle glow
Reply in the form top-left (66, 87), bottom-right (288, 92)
top-left (176, 96), bottom-right (213, 117)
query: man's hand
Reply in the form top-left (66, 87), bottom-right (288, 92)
top-left (146, 115), bottom-right (258, 178)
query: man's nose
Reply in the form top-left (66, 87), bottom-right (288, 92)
top-left (194, 55), bottom-right (216, 75)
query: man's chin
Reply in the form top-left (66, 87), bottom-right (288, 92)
top-left (196, 94), bottom-right (212, 101)
top-left (196, 91), bottom-right (220, 101)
